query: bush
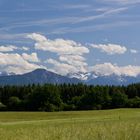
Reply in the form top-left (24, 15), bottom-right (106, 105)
top-left (7, 96), bottom-right (21, 110)
top-left (0, 102), bottom-right (7, 111)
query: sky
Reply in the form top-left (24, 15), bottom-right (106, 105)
top-left (0, 0), bottom-right (140, 78)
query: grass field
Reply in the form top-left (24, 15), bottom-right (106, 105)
top-left (0, 109), bottom-right (140, 140)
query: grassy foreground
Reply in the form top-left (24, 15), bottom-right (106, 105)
top-left (0, 109), bottom-right (140, 140)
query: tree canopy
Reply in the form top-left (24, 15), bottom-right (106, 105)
top-left (0, 83), bottom-right (140, 111)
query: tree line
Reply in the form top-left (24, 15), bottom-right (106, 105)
top-left (0, 83), bottom-right (140, 111)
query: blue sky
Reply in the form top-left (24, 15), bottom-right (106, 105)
top-left (0, 0), bottom-right (140, 78)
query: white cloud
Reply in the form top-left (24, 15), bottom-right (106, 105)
top-left (90, 43), bottom-right (127, 55)
top-left (130, 49), bottom-right (138, 54)
top-left (59, 55), bottom-right (87, 67)
top-left (27, 33), bottom-right (89, 55)
top-left (22, 53), bottom-right (40, 62)
top-left (46, 59), bottom-right (79, 75)
top-left (0, 52), bottom-right (42, 74)
top-left (90, 63), bottom-right (120, 76)
top-left (59, 55), bottom-right (88, 73)
top-left (90, 63), bottom-right (140, 77)
top-left (27, 33), bottom-right (89, 75)
top-left (0, 45), bottom-right (29, 52)
top-left (21, 47), bottom-right (29, 51)
top-left (0, 45), bottom-right (17, 52)
top-left (27, 33), bottom-right (47, 42)
top-left (0, 32), bottom-right (139, 78)
top-left (0, 33), bottom-right (89, 75)
top-left (46, 58), bottom-right (88, 75)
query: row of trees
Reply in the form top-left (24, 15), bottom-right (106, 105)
top-left (0, 83), bottom-right (140, 111)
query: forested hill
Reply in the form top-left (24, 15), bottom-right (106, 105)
top-left (0, 83), bottom-right (140, 111)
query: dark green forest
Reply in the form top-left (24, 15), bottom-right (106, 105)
top-left (0, 83), bottom-right (140, 111)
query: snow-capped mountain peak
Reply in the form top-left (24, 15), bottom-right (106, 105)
top-left (67, 72), bottom-right (91, 81)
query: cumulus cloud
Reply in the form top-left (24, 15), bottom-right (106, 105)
top-left (27, 33), bottom-right (89, 75)
top-left (22, 53), bottom-right (40, 63)
top-left (27, 33), bottom-right (47, 42)
top-left (0, 33), bottom-right (89, 75)
top-left (27, 33), bottom-right (89, 55)
top-left (0, 45), bottom-right (17, 52)
top-left (45, 56), bottom-right (88, 76)
top-left (1, 32), bottom-right (139, 78)
top-left (21, 47), bottom-right (30, 51)
top-left (46, 59), bottom-right (79, 75)
top-left (59, 55), bottom-right (87, 67)
top-left (90, 63), bottom-right (140, 77)
top-left (0, 52), bottom-right (42, 74)
top-left (90, 43), bottom-right (127, 55)
top-left (0, 45), bottom-right (29, 52)
top-left (130, 49), bottom-right (138, 54)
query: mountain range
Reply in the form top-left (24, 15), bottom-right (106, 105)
top-left (0, 69), bottom-right (139, 86)
top-left (0, 69), bottom-right (80, 86)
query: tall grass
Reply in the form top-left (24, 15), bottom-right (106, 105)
top-left (0, 109), bottom-right (140, 140)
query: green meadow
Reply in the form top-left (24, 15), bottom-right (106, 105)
top-left (0, 109), bottom-right (140, 140)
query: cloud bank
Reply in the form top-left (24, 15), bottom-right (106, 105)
top-left (27, 33), bottom-right (89, 75)
top-left (0, 33), bottom-right (139, 78)
top-left (0, 52), bottom-right (42, 74)
top-left (27, 33), bottom-right (89, 55)
top-left (90, 43), bottom-right (127, 55)
top-left (22, 53), bottom-right (40, 63)
top-left (90, 63), bottom-right (140, 77)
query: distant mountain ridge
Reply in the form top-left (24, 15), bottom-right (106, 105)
top-left (0, 69), bottom-right (139, 86)
top-left (86, 74), bottom-right (140, 85)
top-left (67, 72), bottom-right (140, 85)
top-left (0, 71), bottom-right (15, 77)
top-left (0, 69), bottom-right (81, 86)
